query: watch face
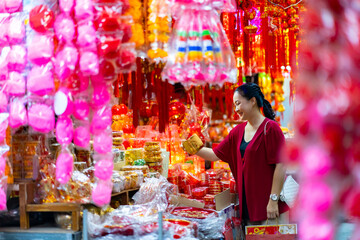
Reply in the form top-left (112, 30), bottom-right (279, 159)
top-left (271, 194), bottom-right (278, 201)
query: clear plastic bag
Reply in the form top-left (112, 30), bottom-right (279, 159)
top-left (56, 116), bottom-right (74, 145)
top-left (54, 14), bottom-right (76, 44)
top-left (56, 147), bottom-right (74, 185)
top-left (94, 152), bottom-right (113, 181)
top-left (7, 44), bottom-right (27, 72)
top-left (91, 105), bottom-right (112, 134)
top-left (27, 63), bottom-right (55, 96)
top-left (27, 96), bottom-right (55, 134)
top-left (27, 33), bottom-right (54, 65)
top-left (8, 96), bottom-right (27, 129)
top-left (54, 44), bottom-right (79, 81)
top-left (5, 71), bottom-right (26, 96)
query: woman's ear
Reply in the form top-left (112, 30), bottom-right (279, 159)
top-left (251, 97), bottom-right (257, 106)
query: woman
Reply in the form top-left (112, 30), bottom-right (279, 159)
top-left (191, 83), bottom-right (288, 225)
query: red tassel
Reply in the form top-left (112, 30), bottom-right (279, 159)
top-left (122, 74), bottom-right (129, 105)
top-left (114, 74), bottom-right (120, 98)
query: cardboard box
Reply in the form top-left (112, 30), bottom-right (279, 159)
top-left (230, 193), bottom-right (238, 205)
top-left (170, 189), bottom-right (232, 211)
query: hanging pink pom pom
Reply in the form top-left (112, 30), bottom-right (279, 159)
top-left (300, 181), bottom-right (334, 213)
top-left (0, 92), bottom-right (8, 113)
top-left (93, 131), bottom-right (112, 154)
top-left (6, 72), bottom-right (25, 96)
top-left (0, 118), bottom-right (8, 143)
top-left (27, 64), bottom-right (54, 96)
top-left (56, 116), bottom-right (73, 145)
top-left (94, 159), bottom-right (113, 181)
top-left (91, 84), bottom-right (110, 107)
top-left (8, 45), bottom-right (27, 72)
top-left (9, 99), bottom-right (27, 128)
top-left (54, 46), bottom-right (79, 80)
top-left (299, 215), bottom-right (334, 240)
top-left (0, 188), bottom-right (6, 211)
top-left (77, 23), bottom-right (96, 51)
top-left (75, 0), bottom-right (94, 21)
top-left (59, 0), bottom-right (74, 14)
top-left (302, 146), bottom-right (332, 177)
top-left (92, 180), bottom-right (112, 206)
top-left (56, 151), bottom-right (74, 184)
top-left (90, 107), bottom-right (111, 134)
top-left (54, 15), bottom-right (75, 43)
top-left (28, 35), bottom-right (54, 65)
top-left (28, 104), bottom-right (55, 133)
top-left (54, 88), bottom-right (73, 116)
top-left (73, 99), bottom-right (89, 120)
top-left (5, 0), bottom-right (22, 13)
top-left (80, 52), bottom-right (99, 76)
top-left (0, 155), bottom-right (5, 175)
top-left (74, 126), bottom-right (90, 148)
top-left (7, 17), bottom-right (25, 44)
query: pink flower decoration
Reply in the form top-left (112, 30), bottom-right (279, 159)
top-left (59, 0), bottom-right (74, 14)
top-left (9, 99), bottom-right (27, 128)
top-left (80, 52), bottom-right (99, 76)
top-left (74, 126), bottom-right (90, 148)
top-left (56, 151), bottom-right (74, 184)
top-left (6, 72), bottom-right (25, 96)
top-left (94, 159), bottom-right (113, 181)
top-left (54, 15), bottom-right (75, 43)
top-left (8, 45), bottom-right (27, 72)
top-left (7, 17), bottom-right (25, 43)
top-left (28, 35), bottom-right (54, 65)
top-left (28, 104), bottom-right (55, 133)
top-left (91, 180), bottom-right (112, 207)
top-left (93, 131), bottom-right (112, 154)
top-left (56, 116), bottom-right (73, 145)
top-left (5, 0), bottom-right (22, 13)
top-left (27, 65), bottom-right (54, 96)
top-left (91, 107), bottom-right (111, 134)
top-left (73, 99), bottom-right (89, 120)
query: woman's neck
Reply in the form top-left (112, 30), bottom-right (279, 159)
top-left (247, 112), bottom-right (265, 129)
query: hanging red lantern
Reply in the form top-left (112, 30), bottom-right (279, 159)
top-left (29, 5), bottom-right (55, 33)
top-left (169, 101), bottom-right (186, 121)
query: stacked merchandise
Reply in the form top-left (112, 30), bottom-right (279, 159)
top-left (143, 141), bottom-right (163, 174)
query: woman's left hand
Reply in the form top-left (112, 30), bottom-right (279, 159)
top-left (267, 200), bottom-right (279, 219)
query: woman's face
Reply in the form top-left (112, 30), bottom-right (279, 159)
top-left (233, 91), bottom-right (256, 121)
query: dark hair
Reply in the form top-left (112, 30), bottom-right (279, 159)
top-left (235, 82), bottom-right (276, 120)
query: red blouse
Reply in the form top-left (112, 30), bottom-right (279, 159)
top-left (214, 118), bottom-right (289, 221)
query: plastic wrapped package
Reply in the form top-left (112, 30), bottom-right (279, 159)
top-left (80, 51), bottom-right (100, 76)
top-left (74, 120), bottom-right (91, 149)
top-left (162, 9), bottom-right (237, 87)
top-left (77, 22), bottom-right (97, 52)
top-left (75, 0), bottom-right (94, 21)
top-left (27, 63), bottom-right (54, 96)
top-left (112, 171), bottom-right (125, 193)
top-left (59, 0), bottom-right (74, 15)
top-left (27, 34), bottom-right (54, 65)
top-left (56, 147), bottom-right (74, 184)
top-left (91, 105), bottom-right (112, 134)
top-left (0, 176), bottom-right (7, 211)
top-left (7, 13), bottom-right (26, 44)
top-left (54, 45), bottom-right (79, 81)
top-left (54, 14), bottom-right (76, 44)
top-left (0, 113), bottom-right (9, 143)
top-left (119, 16), bottom-right (133, 43)
top-left (7, 45), bottom-right (27, 72)
top-left (124, 148), bottom-right (143, 165)
top-left (56, 116), bottom-right (74, 145)
top-left (91, 83), bottom-right (111, 107)
top-left (94, 2), bottom-right (123, 32)
top-left (5, 71), bottom-right (25, 96)
top-left (93, 152), bottom-right (113, 181)
top-left (28, 4), bottom-right (55, 33)
top-left (56, 170), bottom-right (92, 203)
top-left (73, 95), bottom-right (90, 120)
top-left (93, 127), bottom-right (113, 154)
top-left (8, 97), bottom-right (27, 129)
top-left (92, 178), bottom-right (113, 206)
top-left (119, 165), bottom-right (149, 175)
top-left (3, 0), bottom-right (22, 13)
top-left (117, 43), bottom-right (136, 73)
top-left (119, 170), bottom-right (143, 189)
top-left (27, 96), bottom-right (55, 134)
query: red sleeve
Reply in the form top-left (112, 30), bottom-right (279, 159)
top-left (265, 121), bottom-right (285, 164)
top-left (213, 127), bottom-right (236, 163)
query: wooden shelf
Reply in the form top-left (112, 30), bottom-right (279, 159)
top-left (111, 188), bottom-right (139, 197)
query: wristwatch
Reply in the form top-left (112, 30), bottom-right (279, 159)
top-left (270, 194), bottom-right (279, 201)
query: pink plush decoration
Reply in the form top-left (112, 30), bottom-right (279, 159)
top-left (27, 65), bottom-right (54, 96)
top-left (91, 84), bottom-right (110, 107)
top-left (0, 188), bottom-right (6, 211)
top-left (28, 104), bottom-right (55, 133)
top-left (54, 15), bottom-right (75, 43)
top-left (80, 51), bottom-right (99, 76)
top-left (0, 155), bottom-right (5, 175)
top-left (0, 118), bottom-right (8, 143)
top-left (93, 131), bottom-right (112, 154)
top-left (75, 0), bottom-right (94, 21)
top-left (8, 45), bottom-right (27, 72)
top-left (6, 72), bottom-right (25, 96)
top-left (7, 17), bottom-right (25, 43)
top-left (9, 99), bottom-right (27, 128)
top-left (56, 151), bottom-right (74, 184)
top-left (73, 99), bottom-right (89, 120)
top-left (94, 159), bottom-right (113, 181)
top-left (74, 126), bottom-right (90, 148)
top-left (56, 116), bottom-right (73, 145)
top-left (91, 180), bottom-right (112, 206)
top-left (54, 46), bottom-right (79, 80)
top-left (28, 35), bottom-right (54, 65)
top-left (59, 0), bottom-right (74, 14)
top-left (77, 23), bottom-right (96, 51)
top-left (5, 0), bottom-right (22, 13)
top-left (91, 107), bottom-right (111, 134)
top-left (0, 92), bottom-right (8, 113)
top-left (54, 88), bottom-right (73, 116)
